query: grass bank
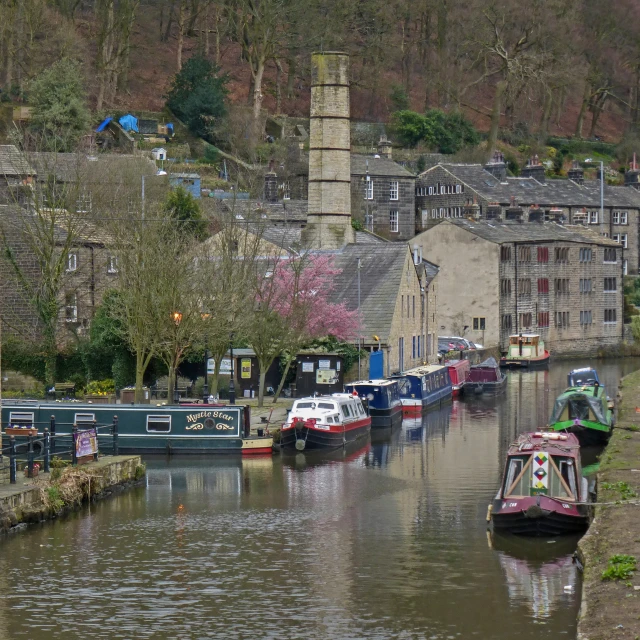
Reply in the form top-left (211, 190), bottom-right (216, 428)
top-left (577, 370), bottom-right (640, 639)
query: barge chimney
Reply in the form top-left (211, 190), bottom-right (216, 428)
top-left (301, 51), bottom-right (354, 249)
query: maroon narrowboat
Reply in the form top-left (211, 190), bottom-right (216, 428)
top-left (488, 432), bottom-right (591, 536)
top-left (446, 360), bottom-right (470, 397)
top-left (465, 357), bottom-right (507, 396)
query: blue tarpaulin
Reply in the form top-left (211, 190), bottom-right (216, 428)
top-left (95, 117), bottom-right (113, 132)
top-left (119, 114), bottom-right (139, 133)
top-left (167, 123), bottom-right (174, 135)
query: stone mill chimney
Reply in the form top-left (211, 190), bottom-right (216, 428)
top-left (301, 51), bottom-right (354, 249)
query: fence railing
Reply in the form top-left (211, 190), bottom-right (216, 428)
top-left (0, 416), bottom-right (120, 485)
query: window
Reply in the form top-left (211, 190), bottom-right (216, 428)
top-left (624, 259), bottom-right (628, 276)
top-left (417, 336), bottom-right (421, 358)
top-left (439, 208), bottom-right (445, 218)
top-left (537, 247), bottom-right (549, 263)
top-left (579, 278), bottom-right (592, 293)
top-left (412, 295), bottom-right (415, 318)
top-left (555, 311), bottom-right (570, 328)
top-left (613, 211), bottom-right (620, 225)
top-left (501, 314), bottom-right (512, 330)
top-left (401, 295), bottom-right (404, 317)
top-left (364, 179), bottom-right (373, 200)
top-left (75, 413), bottom-right (96, 427)
top-left (65, 293), bottom-right (78, 322)
top-left (518, 278), bottom-right (531, 295)
top-left (621, 234), bottom-right (628, 249)
top-left (579, 248), bottom-right (593, 262)
top-left (421, 209), bottom-right (428, 225)
top-left (589, 211), bottom-right (598, 224)
top-left (518, 246), bottom-right (531, 262)
top-left (621, 211), bottom-right (628, 224)
top-left (429, 186), bottom-right (434, 195)
top-left (500, 279), bottom-right (512, 296)
top-left (76, 192), bottom-right (92, 213)
top-left (66, 252), bottom-right (77, 272)
top-left (365, 211), bottom-right (373, 230)
top-left (9, 412), bottom-right (34, 428)
top-left (107, 256), bottom-right (118, 274)
top-left (390, 181), bottom-right (399, 200)
top-left (412, 336), bottom-right (416, 359)
top-left (554, 278), bottom-right (570, 295)
top-left (580, 310), bottom-right (593, 325)
top-left (555, 247), bottom-right (569, 263)
top-left (538, 312), bottom-right (549, 327)
top-left (500, 246), bottom-right (512, 262)
top-left (431, 208), bottom-right (437, 219)
top-left (538, 278), bottom-right (549, 294)
top-left (504, 457), bottom-right (528, 496)
top-left (398, 337), bottom-right (404, 370)
top-left (604, 309), bottom-right (617, 323)
top-left (147, 415), bottom-right (171, 432)
top-left (519, 313), bottom-right (532, 329)
top-left (473, 317), bottom-right (486, 330)
top-left (604, 248), bottom-right (617, 263)
top-left (604, 277), bottom-right (617, 292)
top-left (389, 210), bottom-right (399, 233)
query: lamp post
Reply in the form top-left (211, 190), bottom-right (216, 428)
top-left (171, 311), bottom-right (182, 405)
top-left (201, 313), bottom-right (211, 403)
top-left (229, 332), bottom-right (236, 405)
top-left (357, 257), bottom-right (361, 379)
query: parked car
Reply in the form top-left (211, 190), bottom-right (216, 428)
top-left (439, 336), bottom-right (478, 351)
top-left (438, 338), bottom-right (468, 354)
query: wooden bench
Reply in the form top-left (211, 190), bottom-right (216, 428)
top-left (47, 382), bottom-right (76, 400)
top-left (150, 381), bottom-right (193, 400)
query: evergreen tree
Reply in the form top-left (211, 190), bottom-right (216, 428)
top-left (164, 186), bottom-right (208, 240)
top-left (29, 58), bottom-right (90, 152)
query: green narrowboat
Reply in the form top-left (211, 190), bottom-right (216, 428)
top-left (1, 401), bottom-right (272, 455)
top-left (547, 383), bottom-right (613, 446)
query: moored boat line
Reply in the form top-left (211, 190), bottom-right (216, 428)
top-left (344, 379), bottom-right (403, 428)
top-left (391, 364), bottom-right (453, 416)
top-left (500, 333), bottom-right (550, 369)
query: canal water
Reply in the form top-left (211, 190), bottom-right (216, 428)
top-left (1, 360), bottom-right (638, 639)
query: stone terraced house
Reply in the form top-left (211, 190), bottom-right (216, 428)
top-left (413, 219), bottom-right (623, 357)
top-left (415, 158), bottom-right (640, 275)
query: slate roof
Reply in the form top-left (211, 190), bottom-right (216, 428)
top-left (205, 198), bottom-right (309, 223)
top-left (423, 163), bottom-right (640, 209)
top-left (330, 243), bottom-right (411, 343)
top-left (433, 218), bottom-right (620, 246)
top-left (0, 145), bottom-right (35, 176)
top-left (421, 259), bottom-right (440, 285)
top-left (351, 154), bottom-right (415, 178)
top-left (26, 152), bottom-right (157, 183)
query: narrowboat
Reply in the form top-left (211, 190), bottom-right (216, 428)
top-left (547, 383), bottom-right (613, 446)
top-left (489, 431), bottom-right (591, 536)
top-left (344, 379), bottom-right (403, 428)
top-left (567, 367), bottom-right (600, 388)
top-left (445, 360), bottom-right (470, 397)
top-left (280, 394), bottom-right (371, 451)
top-left (500, 334), bottom-right (550, 368)
top-left (1, 400), bottom-right (273, 455)
top-left (465, 357), bottom-right (507, 395)
top-left (392, 365), bottom-right (452, 417)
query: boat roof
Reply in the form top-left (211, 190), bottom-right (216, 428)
top-left (508, 333), bottom-right (540, 338)
top-left (394, 364), bottom-right (446, 377)
top-left (294, 394), bottom-right (360, 403)
top-left (445, 360), bottom-right (470, 369)
top-left (508, 431), bottom-right (581, 458)
top-left (559, 385), bottom-right (605, 398)
top-left (346, 379), bottom-right (396, 386)
top-left (570, 367), bottom-right (597, 373)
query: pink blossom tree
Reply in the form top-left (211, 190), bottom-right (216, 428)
top-left (248, 253), bottom-right (359, 407)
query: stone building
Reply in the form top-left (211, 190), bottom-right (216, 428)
top-left (413, 219), bottom-right (623, 356)
top-left (415, 158), bottom-right (640, 275)
top-left (351, 154), bottom-right (416, 240)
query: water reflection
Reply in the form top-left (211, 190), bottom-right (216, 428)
top-left (0, 360), bottom-right (639, 639)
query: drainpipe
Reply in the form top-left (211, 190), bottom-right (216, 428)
top-left (514, 242), bottom-right (519, 337)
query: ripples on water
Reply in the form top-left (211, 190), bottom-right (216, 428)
top-left (1, 360), bottom-right (638, 639)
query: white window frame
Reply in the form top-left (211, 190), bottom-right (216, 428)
top-left (604, 277), bottom-right (617, 293)
top-left (107, 255), bottom-right (118, 274)
top-left (624, 259), bottom-right (628, 275)
top-left (431, 208), bottom-right (437, 218)
top-left (421, 209), bottom-right (428, 225)
top-left (613, 234), bottom-right (620, 244)
top-left (389, 210), bottom-right (399, 233)
top-left (146, 415), bottom-right (172, 433)
top-left (621, 211), bottom-right (628, 224)
top-left (604, 309), bottom-right (617, 324)
top-left (428, 186), bottom-right (433, 195)
top-left (621, 233), bottom-right (628, 249)
top-left (589, 211), bottom-right (598, 224)
top-left (9, 411), bottom-right (34, 428)
top-left (75, 413), bottom-right (96, 426)
top-left (76, 192), bottom-right (92, 214)
top-left (65, 293), bottom-right (78, 323)
top-left (439, 208), bottom-right (444, 218)
top-left (66, 252), bottom-right (77, 272)
top-left (365, 178), bottom-right (373, 200)
top-left (613, 211), bottom-right (620, 225)
top-left (389, 181), bottom-right (399, 201)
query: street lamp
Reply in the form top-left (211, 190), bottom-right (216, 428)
top-left (229, 332), bottom-right (236, 405)
top-left (201, 313), bottom-right (211, 403)
top-left (171, 311), bottom-right (182, 405)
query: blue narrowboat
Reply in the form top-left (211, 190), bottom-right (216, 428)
top-left (391, 364), bottom-right (453, 417)
top-left (1, 401), bottom-right (272, 455)
top-left (344, 379), bottom-right (403, 428)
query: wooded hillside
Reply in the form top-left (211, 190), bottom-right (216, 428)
top-left (2, 0), bottom-right (639, 142)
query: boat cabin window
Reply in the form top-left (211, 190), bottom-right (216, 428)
top-left (568, 397), bottom-right (591, 420)
top-left (296, 402), bottom-right (316, 409)
top-left (318, 402), bottom-right (334, 410)
top-left (397, 378), bottom-right (411, 395)
top-left (341, 404), bottom-right (351, 417)
top-left (504, 457), bottom-right (529, 496)
top-left (9, 412), bottom-right (34, 428)
top-left (147, 415), bottom-right (171, 433)
top-left (426, 377), bottom-right (431, 392)
top-left (553, 458), bottom-right (576, 499)
top-left (75, 413), bottom-right (96, 427)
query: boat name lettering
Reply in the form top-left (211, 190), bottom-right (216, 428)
top-left (186, 411), bottom-right (234, 423)
top-left (562, 503), bottom-right (571, 509)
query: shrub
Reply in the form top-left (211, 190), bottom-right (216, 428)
top-left (86, 379), bottom-right (116, 395)
top-left (601, 554), bottom-right (637, 581)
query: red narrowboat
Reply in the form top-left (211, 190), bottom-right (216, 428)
top-left (445, 360), bottom-right (470, 397)
top-left (488, 432), bottom-right (591, 536)
top-left (465, 357), bottom-right (507, 396)
top-left (280, 394), bottom-right (371, 451)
